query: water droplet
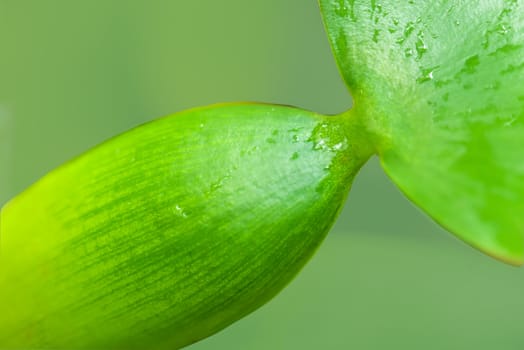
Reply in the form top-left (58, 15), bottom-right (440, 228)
top-left (199, 123), bottom-right (204, 128)
top-left (287, 127), bottom-right (303, 133)
top-left (501, 62), bottom-right (524, 75)
top-left (209, 182), bottom-right (221, 193)
top-left (372, 29), bottom-right (380, 43)
top-left (290, 152), bottom-right (299, 160)
top-left (206, 174), bottom-right (232, 195)
top-left (416, 67), bottom-right (437, 83)
top-left (415, 35), bottom-right (428, 59)
top-left (331, 142), bottom-right (344, 151)
top-left (244, 145), bottom-right (260, 156)
top-left (173, 205), bottom-right (188, 218)
top-left (404, 22), bottom-right (415, 36)
top-left (484, 80), bottom-right (501, 90)
top-left (497, 24), bottom-right (509, 35)
top-left (313, 139), bottom-right (327, 151)
top-left (292, 134), bottom-right (300, 143)
top-left (396, 37), bottom-right (406, 45)
top-left (463, 55), bottom-right (480, 74)
top-left (397, 22), bottom-right (415, 45)
top-left (489, 44), bottom-right (523, 57)
top-left (404, 48), bottom-right (414, 57)
top-left (334, 0), bottom-right (349, 17)
top-left (504, 116), bottom-right (517, 127)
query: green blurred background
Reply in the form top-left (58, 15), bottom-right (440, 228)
top-left (0, 1), bottom-right (522, 349)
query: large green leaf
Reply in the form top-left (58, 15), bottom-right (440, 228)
top-left (0, 103), bottom-right (371, 349)
top-left (320, 0), bottom-right (524, 264)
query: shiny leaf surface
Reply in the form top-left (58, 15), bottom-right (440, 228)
top-left (0, 104), bottom-right (371, 349)
top-left (320, 0), bottom-right (524, 264)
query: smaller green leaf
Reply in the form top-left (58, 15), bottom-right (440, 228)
top-left (0, 103), bottom-right (372, 349)
top-left (320, 0), bottom-right (524, 264)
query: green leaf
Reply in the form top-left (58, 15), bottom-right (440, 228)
top-left (320, 0), bottom-right (524, 265)
top-left (0, 103), bottom-right (372, 349)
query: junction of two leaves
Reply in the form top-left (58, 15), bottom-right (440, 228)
top-left (1, 1), bottom-right (523, 349)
